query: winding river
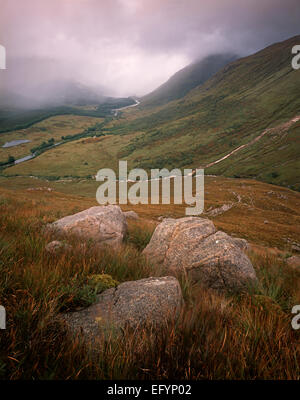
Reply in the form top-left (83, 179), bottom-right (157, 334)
top-left (4, 99), bottom-right (141, 167)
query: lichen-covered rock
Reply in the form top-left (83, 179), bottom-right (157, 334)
top-left (185, 231), bottom-right (257, 291)
top-left (49, 205), bottom-right (127, 246)
top-left (63, 276), bottom-right (183, 339)
top-left (143, 217), bottom-right (257, 292)
top-left (143, 217), bottom-right (216, 266)
top-left (232, 237), bottom-right (250, 252)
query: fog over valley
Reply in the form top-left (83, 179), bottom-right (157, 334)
top-left (1, 0), bottom-right (300, 108)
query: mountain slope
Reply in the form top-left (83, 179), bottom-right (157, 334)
top-left (108, 35), bottom-right (300, 189)
top-left (141, 53), bottom-right (238, 107)
top-left (3, 35), bottom-right (300, 190)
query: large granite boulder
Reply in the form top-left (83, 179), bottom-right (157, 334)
top-left (143, 217), bottom-right (257, 292)
top-left (63, 276), bottom-right (183, 338)
top-left (49, 205), bottom-right (127, 247)
top-left (143, 217), bottom-right (216, 266)
top-left (232, 237), bottom-right (250, 252)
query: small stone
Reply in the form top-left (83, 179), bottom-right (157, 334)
top-left (287, 256), bottom-right (300, 268)
top-left (45, 240), bottom-right (72, 253)
top-left (124, 211), bottom-right (139, 220)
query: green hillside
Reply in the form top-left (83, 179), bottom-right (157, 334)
top-left (142, 53), bottom-right (238, 107)
top-left (2, 35), bottom-right (300, 190)
top-left (0, 97), bottom-right (135, 133)
top-left (107, 35), bottom-right (300, 189)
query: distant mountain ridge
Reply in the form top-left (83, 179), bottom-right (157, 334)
top-left (1, 35), bottom-right (300, 190)
top-left (111, 35), bottom-right (300, 190)
top-left (141, 53), bottom-right (238, 107)
top-left (0, 80), bottom-right (107, 110)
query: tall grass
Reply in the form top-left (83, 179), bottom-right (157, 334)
top-left (0, 192), bottom-right (299, 379)
top-left (125, 219), bottom-right (156, 250)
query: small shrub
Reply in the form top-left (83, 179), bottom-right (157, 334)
top-left (87, 274), bottom-right (119, 293)
top-left (58, 282), bottom-right (97, 310)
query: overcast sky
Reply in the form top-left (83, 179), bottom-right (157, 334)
top-left (0, 0), bottom-right (299, 99)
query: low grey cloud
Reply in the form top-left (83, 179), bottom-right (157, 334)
top-left (0, 0), bottom-right (299, 104)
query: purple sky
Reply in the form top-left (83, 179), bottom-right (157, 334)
top-left (0, 0), bottom-right (299, 99)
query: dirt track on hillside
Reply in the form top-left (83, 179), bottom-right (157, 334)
top-left (193, 115), bottom-right (300, 172)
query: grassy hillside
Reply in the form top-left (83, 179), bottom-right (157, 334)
top-left (0, 174), bottom-right (299, 250)
top-left (105, 35), bottom-right (300, 189)
top-left (0, 97), bottom-right (134, 133)
top-left (0, 115), bottom-right (104, 165)
top-left (142, 53), bottom-right (238, 107)
top-left (1, 36), bottom-right (299, 191)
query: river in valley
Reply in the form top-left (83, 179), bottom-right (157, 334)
top-left (2, 139), bottom-right (31, 148)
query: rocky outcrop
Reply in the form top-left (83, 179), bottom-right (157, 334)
top-left (292, 244), bottom-right (300, 253)
top-left (143, 217), bottom-right (257, 292)
top-left (287, 255), bottom-right (300, 268)
top-left (49, 205), bottom-right (127, 247)
top-left (63, 276), bottom-right (183, 339)
top-left (27, 187), bottom-right (53, 192)
top-left (124, 210), bottom-right (139, 220)
top-left (207, 203), bottom-right (233, 217)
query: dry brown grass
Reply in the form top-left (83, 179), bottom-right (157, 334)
top-left (1, 174), bottom-right (299, 251)
top-left (0, 185), bottom-right (299, 380)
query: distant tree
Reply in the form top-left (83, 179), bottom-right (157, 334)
top-left (8, 155), bottom-right (15, 164)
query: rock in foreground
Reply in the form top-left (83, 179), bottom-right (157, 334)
top-left (143, 217), bottom-right (257, 292)
top-left (49, 205), bottom-right (127, 247)
top-left (64, 276), bottom-right (183, 339)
